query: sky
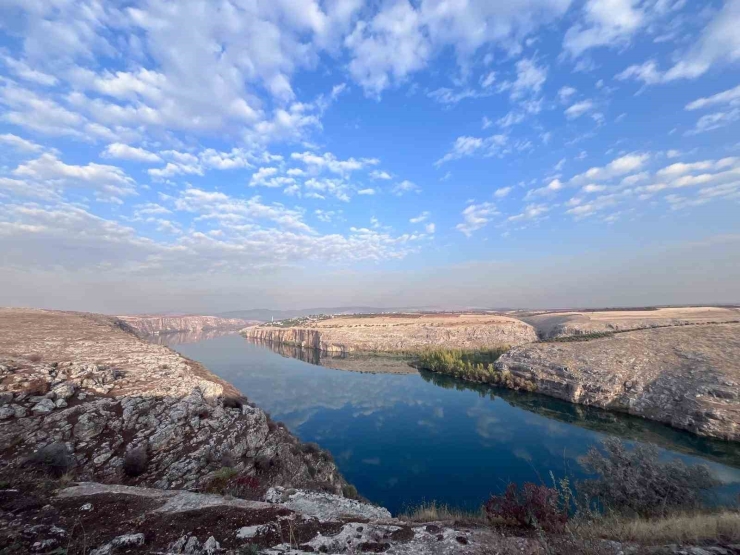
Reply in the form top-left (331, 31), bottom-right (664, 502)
top-left (0, 0), bottom-right (739, 314)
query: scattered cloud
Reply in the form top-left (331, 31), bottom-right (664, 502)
top-left (456, 202), bottom-right (498, 236)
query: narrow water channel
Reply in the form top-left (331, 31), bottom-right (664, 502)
top-left (162, 332), bottom-right (740, 515)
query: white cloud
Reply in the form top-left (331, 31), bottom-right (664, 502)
top-left (436, 134), bottom-right (508, 165)
top-left (345, 0), bottom-right (571, 96)
top-left (563, 0), bottom-right (646, 58)
top-left (249, 167), bottom-right (280, 186)
top-left (688, 109), bottom-right (740, 134)
top-left (1, 55), bottom-right (58, 86)
top-left (358, 188), bottom-right (376, 195)
top-left (427, 88), bottom-right (486, 105)
top-left (565, 99), bottom-right (595, 119)
top-left (616, 0), bottom-right (740, 85)
top-left (13, 153), bottom-right (136, 197)
top-left (686, 84), bottom-right (740, 111)
top-left (410, 211), bottom-right (430, 223)
top-left (425, 222), bottom-right (435, 234)
top-left (615, 60), bottom-right (662, 85)
top-left (102, 143), bottom-right (162, 163)
top-left (291, 151), bottom-right (379, 175)
top-left (370, 170), bottom-right (392, 180)
top-left (494, 186), bottom-right (513, 198)
top-left (502, 58), bottom-right (548, 100)
top-left (571, 153), bottom-right (650, 184)
top-left (526, 178), bottom-right (565, 198)
top-left (456, 202), bottom-right (498, 236)
top-left (558, 86), bottom-right (577, 102)
top-left (508, 203), bottom-right (551, 222)
top-left (497, 111), bottom-right (526, 128)
top-left (392, 180), bottom-right (421, 195)
top-left (0, 133), bottom-right (43, 152)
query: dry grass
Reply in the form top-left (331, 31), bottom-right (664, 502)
top-left (574, 511), bottom-right (740, 545)
top-left (399, 501), bottom-right (488, 525)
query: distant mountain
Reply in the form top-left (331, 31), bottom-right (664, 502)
top-left (215, 306), bottom-right (439, 322)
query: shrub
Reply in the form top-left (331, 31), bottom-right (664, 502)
top-left (307, 465), bottom-right (317, 478)
top-left (342, 484), bottom-right (359, 499)
top-left (27, 353), bottom-right (42, 363)
top-left (254, 455), bottom-right (279, 474)
top-left (267, 420), bottom-right (277, 433)
top-left (223, 396), bottom-right (244, 409)
top-left (220, 450), bottom-right (235, 468)
top-left (27, 442), bottom-right (75, 477)
top-left (301, 442), bottom-right (321, 455)
top-left (123, 446), bottom-right (149, 477)
top-left (578, 438), bottom-right (719, 518)
top-left (226, 475), bottom-right (262, 499)
top-left (485, 483), bottom-right (567, 531)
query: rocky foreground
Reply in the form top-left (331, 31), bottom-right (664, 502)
top-left (0, 308), bottom-right (538, 554)
top-left (496, 323), bottom-right (740, 441)
top-left (243, 314), bottom-right (538, 354)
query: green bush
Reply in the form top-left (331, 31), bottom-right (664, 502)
top-left (415, 347), bottom-right (535, 390)
top-left (577, 438), bottom-right (719, 518)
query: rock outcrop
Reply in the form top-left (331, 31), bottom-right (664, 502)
top-left (516, 307), bottom-right (740, 339)
top-left (0, 308), bottom-right (343, 491)
top-left (243, 314), bottom-right (538, 354)
top-left (119, 315), bottom-right (253, 336)
top-left (495, 323), bottom-right (740, 441)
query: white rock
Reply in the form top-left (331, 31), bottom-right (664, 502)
top-left (32, 398), bottom-right (55, 414)
top-left (110, 533), bottom-right (145, 547)
top-left (80, 503), bottom-right (93, 512)
top-left (236, 525), bottom-right (262, 539)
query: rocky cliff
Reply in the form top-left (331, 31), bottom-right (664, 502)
top-left (119, 315), bottom-right (252, 336)
top-left (242, 314), bottom-right (538, 354)
top-left (0, 308), bottom-right (342, 491)
top-left (495, 323), bottom-right (740, 441)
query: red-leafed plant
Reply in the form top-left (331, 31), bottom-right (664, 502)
top-left (485, 483), bottom-right (568, 531)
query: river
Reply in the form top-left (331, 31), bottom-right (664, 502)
top-left (162, 332), bottom-right (740, 515)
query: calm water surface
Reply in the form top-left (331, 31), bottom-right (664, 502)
top-left (165, 332), bottom-right (740, 514)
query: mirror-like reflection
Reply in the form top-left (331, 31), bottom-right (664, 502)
top-left (147, 329), bottom-right (239, 346)
top-left (164, 333), bottom-right (740, 514)
top-left (247, 338), bottom-right (418, 374)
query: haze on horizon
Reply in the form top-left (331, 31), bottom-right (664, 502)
top-left (1, 0), bottom-right (739, 315)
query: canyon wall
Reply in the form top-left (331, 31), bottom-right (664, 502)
top-left (119, 314), bottom-right (252, 336)
top-left (495, 323), bottom-right (740, 441)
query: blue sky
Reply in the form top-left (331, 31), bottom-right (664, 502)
top-left (0, 0), bottom-right (739, 313)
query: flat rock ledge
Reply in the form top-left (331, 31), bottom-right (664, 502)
top-left (496, 323), bottom-right (740, 441)
top-left (4, 481), bottom-right (737, 554)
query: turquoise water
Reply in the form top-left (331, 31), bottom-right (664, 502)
top-left (167, 333), bottom-right (740, 515)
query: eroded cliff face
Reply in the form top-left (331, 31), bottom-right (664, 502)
top-left (243, 327), bottom-right (351, 354)
top-left (119, 315), bottom-right (252, 336)
top-left (242, 314), bottom-right (538, 354)
top-left (0, 308), bottom-right (343, 492)
top-left (495, 323), bottom-right (740, 441)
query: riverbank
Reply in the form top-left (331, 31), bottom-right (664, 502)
top-left (1, 308), bottom-right (738, 553)
top-left (246, 309), bottom-right (740, 442)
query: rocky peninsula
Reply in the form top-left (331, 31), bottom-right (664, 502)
top-left (242, 313), bottom-right (538, 354)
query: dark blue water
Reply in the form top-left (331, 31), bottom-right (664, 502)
top-left (167, 333), bottom-right (740, 515)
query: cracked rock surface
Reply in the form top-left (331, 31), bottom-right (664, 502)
top-left (496, 323), bottom-right (740, 441)
top-left (0, 307), bottom-right (344, 491)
